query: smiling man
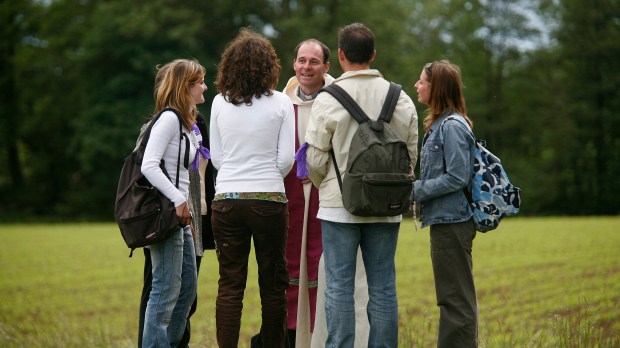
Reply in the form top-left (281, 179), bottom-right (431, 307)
top-left (281, 39), bottom-right (333, 347)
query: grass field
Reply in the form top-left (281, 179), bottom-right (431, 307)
top-left (0, 217), bottom-right (618, 347)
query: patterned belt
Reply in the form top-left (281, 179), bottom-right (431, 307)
top-left (213, 192), bottom-right (287, 203)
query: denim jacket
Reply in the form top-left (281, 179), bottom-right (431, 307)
top-left (413, 112), bottom-right (475, 228)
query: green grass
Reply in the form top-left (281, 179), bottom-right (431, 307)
top-left (0, 217), bottom-right (618, 347)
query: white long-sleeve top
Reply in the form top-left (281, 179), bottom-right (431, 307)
top-left (141, 110), bottom-right (196, 207)
top-left (210, 92), bottom-right (295, 194)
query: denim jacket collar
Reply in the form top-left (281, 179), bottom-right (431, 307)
top-left (423, 109), bottom-right (454, 145)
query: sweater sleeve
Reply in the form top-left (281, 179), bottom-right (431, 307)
top-left (141, 111), bottom-right (186, 207)
top-left (276, 99), bottom-right (295, 177)
top-left (209, 96), bottom-right (223, 171)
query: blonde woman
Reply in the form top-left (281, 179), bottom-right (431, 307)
top-left (141, 59), bottom-right (208, 347)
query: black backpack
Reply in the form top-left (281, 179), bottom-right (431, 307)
top-left (321, 82), bottom-right (413, 216)
top-left (114, 108), bottom-right (188, 256)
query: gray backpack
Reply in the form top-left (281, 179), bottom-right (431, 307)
top-left (321, 82), bottom-right (413, 216)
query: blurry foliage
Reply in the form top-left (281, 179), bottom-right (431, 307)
top-left (0, 0), bottom-right (619, 220)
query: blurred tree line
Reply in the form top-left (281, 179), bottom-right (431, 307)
top-left (0, 0), bottom-right (618, 221)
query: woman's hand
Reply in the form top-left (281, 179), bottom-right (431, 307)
top-left (176, 202), bottom-right (192, 227)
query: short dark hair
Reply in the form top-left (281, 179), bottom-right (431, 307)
top-left (294, 39), bottom-right (330, 64)
top-left (338, 23), bottom-right (374, 64)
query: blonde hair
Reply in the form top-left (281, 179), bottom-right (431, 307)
top-left (153, 59), bottom-right (205, 130)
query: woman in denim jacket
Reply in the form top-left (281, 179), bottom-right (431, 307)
top-left (412, 60), bottom-right (478, 348)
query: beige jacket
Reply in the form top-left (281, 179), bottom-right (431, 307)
top-left (305, 69), bottom-right (418, 208)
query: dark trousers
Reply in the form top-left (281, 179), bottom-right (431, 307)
top-left (138, 248), bottom-right (202, 348)
top-left (430, 219), bottom-right (478, 348)
top-left (211, 199), bottom-right (290, 348)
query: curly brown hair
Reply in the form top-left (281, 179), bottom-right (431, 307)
top-left (215, 28), bottom-right (281, 106)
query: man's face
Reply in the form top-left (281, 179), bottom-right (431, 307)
top-left (294, 43), bottom-right (330, 94)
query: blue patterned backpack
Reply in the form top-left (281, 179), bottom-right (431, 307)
top-left (441, 116), bottom-right (521, 232)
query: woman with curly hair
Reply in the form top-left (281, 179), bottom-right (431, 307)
top-left (210, 28), bottom-right (295, 347)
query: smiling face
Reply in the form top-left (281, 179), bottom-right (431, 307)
top-left (188, 77), bottom-right (207, 105)
top-left (414, 69), bottom-right (431, 105)
top-left (294, 42), bottom-right (330, 95)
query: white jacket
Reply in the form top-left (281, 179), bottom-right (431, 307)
top-left (305, 69), bottom-right (418, 211)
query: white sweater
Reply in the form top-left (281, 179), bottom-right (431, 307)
top-left (141, 110), bottom-right (196, 207)
top-left (210, 92), bottom-right (295, 194)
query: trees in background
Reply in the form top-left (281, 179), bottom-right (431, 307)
top-left (551, 0), bottom-right (620, 214)
top-left (0, 0), bottom-right (618, 220)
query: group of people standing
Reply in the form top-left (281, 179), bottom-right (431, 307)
top-left (135, 21), bottom-right (480, 348)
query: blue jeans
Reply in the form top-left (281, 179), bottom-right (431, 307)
top-left (321, 220), bottom-right (399, 348)
top-left (142, 225), bottom-right (197, 348)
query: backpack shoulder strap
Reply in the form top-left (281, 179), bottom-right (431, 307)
top-left (139, 107), bottom-right (181, 147)
top-left (378, 82), bottom-right (402, 123)
top-left (167, 108), bottom-right (185, 189)
top-left (439, 114), bottom-right (476, 203)
top-left (319, 84), bottom-right (360, 193)
top-left (440, 115), bottom-right (475, 143)
top-left (139, 107), bottom-right (185, 188)
top-left (320, 84), bottom-right (370, 124)
top-left (321, 84), bottom-right (400, 193)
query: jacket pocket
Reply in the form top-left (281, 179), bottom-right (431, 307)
top-left (420, 141), bottom-right (443, 177)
